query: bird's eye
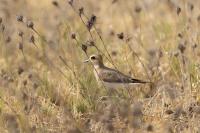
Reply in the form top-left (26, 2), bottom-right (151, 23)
top-left (91, 56), bottom-right (96, 60)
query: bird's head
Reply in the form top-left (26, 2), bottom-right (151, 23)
top-left (84, 54), bottom-right (104, 67)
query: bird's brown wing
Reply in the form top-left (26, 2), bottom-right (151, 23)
top-left (98, 67), bottom-right (147, 83)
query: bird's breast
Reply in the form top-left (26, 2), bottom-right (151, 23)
top-left (93, 69), bottom-right (100, 81)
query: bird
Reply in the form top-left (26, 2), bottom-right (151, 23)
top-left (84, 54), bottom-right (150, 89)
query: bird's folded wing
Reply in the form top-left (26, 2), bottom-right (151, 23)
top-left (98, 69), bottom-right (136, 83)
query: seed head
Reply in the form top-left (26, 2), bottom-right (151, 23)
top-left (135, 6), bottom-right (142, 13)
top-left (109, 30), bottom-right (115, 36)
top-left (68, 0), bottom-right (73, 6)
top-left (87, 14), bottom-right (96, 31)
top-left (87, 22), bottom-right (93, 31)
top-left (112, 0), bottom-right (118, 4)
top-left (29, 35), bottom-right (35, 44)
top-left (5, 36), bottom-right (11, 43)
top-left (28, 74), bottom-right (32, 79)
top-left (16, 15), bottom-right (23, 22)
top-left (0, 17), bottom-right (2, 24)
top-left (23, 80), bottom-right (27, 86)
top-left (27, 21), bottom-right (34, 29)
top-left (87, 40), bottom-right (95, 47)
top-left (192, 43), bottom-right (197, 49)
top-left (18, 67), bottom-right (24, 75)
top-left (188, 3), bottom-right (194, 11)
top-left (173, 51), bottom-right (179, 57)
top-left (165, 109), bottom-right (174, 115)
top-left (197, 15), bottom-right (200, 22)
top-left (1, 24), bottom-right (5, 32)
top-left (178, 33), bottom-right (183, 38)
top-left (158, 49), bottom-right (163, 58)
top-left (178, 43), bottom-right (186, 53)
top-left (146, 124), bottom-right (154, 132)
top-left (52, 1), bottom-right (59, 7)
top-left (81, 44), bottom-right (87, 53)
top-left (18, 42), bottom-right (23, 50)
top-left (111, 51), bottom-right (117, 56)
top-left (18, 31), bottom-right (24, 37)
top-left (117, 32), bottom-right (124, 40)
top-left (71, 33), bottom-right (76, 39)
top-left (79, 7), bottom-right (84, 16)
top-left (90, 15), bottom-right (96, 23)
top-left (177, 7), bottom-right (181, 15)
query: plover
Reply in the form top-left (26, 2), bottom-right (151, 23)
top-left (84, 54), bottom-right (149, 89)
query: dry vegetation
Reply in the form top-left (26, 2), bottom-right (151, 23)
top-left (0, 0), bottom-right (200, 132)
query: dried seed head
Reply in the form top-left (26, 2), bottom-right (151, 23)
top-left (146, 124), bottom-right (154, 132)
top-left (23, 80), bottom-right (27, 86)
top-left (178, 43), bottom-right (186, 53)
top-left (28, 74), bottom-right (32, 79)
top-left (29, 35), bottom-right (35, 44)
top-left (27, 21), bottom-right (34, 29)
top-left (173, 51), bottom-right (179, 57)
top-left (87, 22), bottom-right (93, 31)
top-left (197, 15), bottom-right (200, 22)
top-left (1, 24), bottom-right (5, 32)
top-left (18, 31), bottom-right (24, 37)
top-left (112, 0), bottom-right (118, 4)
top-left (192, 43), bottom-right (197, 49)
top-left (177, 7), bottom-right (181, 15)
top-left (158, 49), bottom-right (163, 58)
top-left (117, 32), bottom-right (124, 40)
top-left (71, 33), bottom-right (76, 39)
top-left (188, 3), bottom-right (194, 11)
top-left (111, 51), bottom-right (117, 56)
top-left (148, 49), bottom-right (156, 57)
top-left (79, 7), bottom-right (84, 16)
top-left (178, 33), bottom-right (183, 38)
top-left (135, 6), bottom-right (142, 13)
top-left (87, 14), bottom-right (96, 31)
top-left (52, 1), bottom-right (59, 7)
top-left (87, 40), bottom-right (95, 46)
top-left (68, 0), bottom-right (73, 6)
top-left (81, 44), bottom-right (87, 53)
top-left (0, 17), bottom-right (2, 24)
top-left (165, 109), bottom-right (174, 115)
top-left (109, 30), bottom-right (115, 36)
top-left (90, 15), bottom-right (96, 23)
top-left (16, 15), bottom-right (23, 22)
top-left (18, 67), bottom-right (24, 75)
top-left (18, 42), bottom-right (23, 50)
top-left (5, 36), bottom-right (11, 43)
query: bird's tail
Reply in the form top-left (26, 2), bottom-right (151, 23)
top-left (131, 78), bottom-right (151, 84)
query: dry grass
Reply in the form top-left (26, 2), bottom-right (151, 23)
top-left (0, 0), bottom-right (200, 132)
